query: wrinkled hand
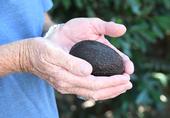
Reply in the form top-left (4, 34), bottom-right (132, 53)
top-left (22, 38), bottom-right (132, 100)
top-left (47, 18), bottom-right (134, 75)
top-left (45, 18), bottom-right (134, 100)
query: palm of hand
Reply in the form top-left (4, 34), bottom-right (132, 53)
top-left (48, 18), bottom-right (126, 50)
top-left (47, 18), bottom-right (134, 74)
top-left (40, 18), bottom-right (135, 100)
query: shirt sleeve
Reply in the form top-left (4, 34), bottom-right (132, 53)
top-left (41, 0), bottom-right (53, 12)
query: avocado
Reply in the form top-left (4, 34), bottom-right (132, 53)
top-left (69, 40), bottom-right (124, 76)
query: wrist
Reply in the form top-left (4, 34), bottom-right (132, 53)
top-left (0, 40), bottom-right (30, 75)
top-left (18, 39), bottom-right (32, 72)
top-left (18, 38), bottom-right (44, 73)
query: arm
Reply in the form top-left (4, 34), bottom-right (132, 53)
top-left (0, 14), bottom-right (133, 101)
top-left (0, 13), bottom-right (55, 76)
top-left (0, 37), bottom-right (132, 101)
top-left (0, 13), bottom-right (53, 76)
top-left (0, 40), bottom-right (25, 76)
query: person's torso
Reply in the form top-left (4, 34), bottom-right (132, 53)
top-left (0, 0), bottom-right (44, 44)
top-left (0, 0), bottom-right (59, 118)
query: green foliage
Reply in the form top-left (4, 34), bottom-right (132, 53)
top-left (50, 0), bottom-right (170, 118)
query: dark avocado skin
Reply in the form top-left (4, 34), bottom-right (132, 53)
top-left (69, 40), bottom-right (124, 76)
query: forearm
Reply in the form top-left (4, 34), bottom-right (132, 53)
top-left (0, 40), bottom-right (27, 76)
top-left (0, 14), bottom-right (55, 77)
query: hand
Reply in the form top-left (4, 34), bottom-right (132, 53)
top-left (21, 37), bottom-right (132, 101)
top-left (47, 18), bottom-right (134, 75)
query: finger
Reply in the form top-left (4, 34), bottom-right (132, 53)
top-left (43, 61), bottom-right (132, 100)
top-left (56, 81), bottom-right (132, 101)
top-left (101, 38), bottom-right (134, 74)
top-left (90, 18), bottom-right (127, 37)
top-left (84, 74), bottom-right (131, 90)
top-left (42, 57), bottom-right (131, 91)
top-left (52, 67), bottom-right (131, 90)
top-left (93, 82), bottom-right (133, 101)
top-left (45, 43), bottom-right (93, 76)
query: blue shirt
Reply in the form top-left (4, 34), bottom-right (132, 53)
top-left (0, 0), bottom-right (59, 118)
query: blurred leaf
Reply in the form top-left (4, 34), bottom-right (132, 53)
top-left (74, 0), bottom-right (83, 8)
top-left (61, 0), bottom-right (71, 9)
top-left (136, 90), bottom-right (152, 105)
top-left (139, 31), bottom-right (157, 43)
top-left (132, 33), bottom-right (147, 52)
top-left (121, 39), bottom-right (131, 56)
top-left (152, 24), bottom-right (164, 39)
top-left (127, 0), bottom-right (141, 15)
top-left (140, 4), bottom-right (154, 16)
top-left (152, 72), bottom-right (168, 87)
top-left (129, 22), bottom-right (149, 33)
top-left (154, 16), bottom-right (170, 33)
top-left (86, 6), bottom-right (95, 17)
top-left (163, 0), bottom-right (170, 9)
top-left (114, 0), bottom-right (122, 10)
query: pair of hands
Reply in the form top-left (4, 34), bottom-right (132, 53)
top-left (24, 18), bottom-right (134, 101)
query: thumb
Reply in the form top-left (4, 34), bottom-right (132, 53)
top-left (91, 18), bottom-right (127, 37)
top-left (62, 53), bottom-right (93, 76)
top-left (47, 43), bottom-right (93, 76)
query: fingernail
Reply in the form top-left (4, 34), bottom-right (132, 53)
top-left (122, 90), bottom-right (127, 93)
top-left (121, 75), bottom-right (130, 81)
top-left (126, 83), bottom-right (133, 90)
top-left (115, 23), bottom-right (126, 30)
top-left (114, 24), bottom-right (127, 35)
top-left (124, 74), bottom-right (130, 80)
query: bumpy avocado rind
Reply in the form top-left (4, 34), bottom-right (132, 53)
top-left (69, 40), bottom-right (124, 76)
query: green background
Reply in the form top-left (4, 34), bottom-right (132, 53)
top-left (49, 0), bottom-right (170, 118)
